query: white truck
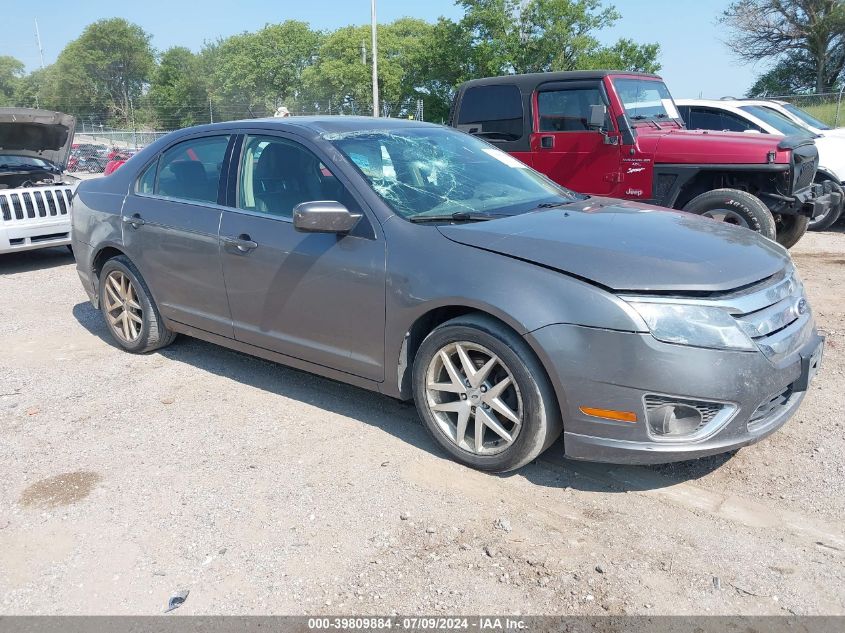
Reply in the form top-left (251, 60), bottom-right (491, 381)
top-left (0, 108), bottom-right (78, 254)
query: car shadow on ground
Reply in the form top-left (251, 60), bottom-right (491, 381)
top-left (0, 247), bottom-right (75, 274)
top-left (72, 300), bottom-right (736, 494)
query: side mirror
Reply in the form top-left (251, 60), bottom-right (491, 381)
top-left (588, 104), bottom-right (607, 130)
top-left (293, 201), bottom-right (362, 234)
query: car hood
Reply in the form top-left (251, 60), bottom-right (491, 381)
top-left (635, 126), bottom-right (793, 164)
top-left (436, 198), bottom-right (790, 292)
top-left (0, 108), bottom-right (76, 170)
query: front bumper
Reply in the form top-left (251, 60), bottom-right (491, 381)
top-left (527, 323), bottom-right (824, 464)
top-left (0, 217), bottom-right (71, 254)
top-left (795, 182), bottom-right (841, 218)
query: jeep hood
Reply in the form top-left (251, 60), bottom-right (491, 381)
top-left (437, 198), bottom-right (789, 292)
top-left (0, 108), bottom-right (76, 170)
top-left (637, 127), bottom-right (793, 164)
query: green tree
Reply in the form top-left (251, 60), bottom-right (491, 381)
top-left (50, 18), bottom-right (155, 123)
top-left (12, 66), bottom-right (53, 108)
top-left (147, 47), bottom-right (209, 128)
top-left (0, 55), bottom-right (25, 106)
top-left (721, 0), bottom-right (845, 93)
top-left (746, 52), bottom-right (819, 95)
top-left (210, 21), bottom-right (321, 116)
top-left (301, 19), bottom-right (436, 117)
top-left (581, 38), bottom-right (661, 73)
top-left (456, 0), bottom-right (659, 75)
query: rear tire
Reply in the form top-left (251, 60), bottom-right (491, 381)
top-left (682, 189), bottom-right (777, 240)
top-left (412, 314), bottom-right (561, 473)
top-left (98, 255), bottom-right (176, 353)
top-left (775, 214), bottom-right (810, 249)
top-left (808, 181), bottom-right (844, 231)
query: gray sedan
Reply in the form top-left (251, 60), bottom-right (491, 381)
top-left (71, 117), bottom-right (824, 471)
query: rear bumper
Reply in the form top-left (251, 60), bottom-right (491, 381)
top-left (526, 323), bottom-right (824, 465)
top-left (0, 218), bottom-right (71, 254)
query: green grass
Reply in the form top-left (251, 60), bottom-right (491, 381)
top-left (792, 101), bottom-right (840, 127)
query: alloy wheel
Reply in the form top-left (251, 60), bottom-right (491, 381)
top-left (424, 342), bottom-right (523, 455)
top-left (103, 270), bottom-right (143, 343)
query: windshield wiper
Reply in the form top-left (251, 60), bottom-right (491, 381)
top-left (409, 211), bottom-right (507, 223)
top-left (535, 201), bottom-right (571, 209)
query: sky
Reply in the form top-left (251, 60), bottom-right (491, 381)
top-left (1, 0), bottom-right (760, 99)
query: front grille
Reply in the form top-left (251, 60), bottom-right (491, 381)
top-left (748, 385), bottom-right (794, 432)
top-left (730, 270), bottom-right (811, 362)
top-left (792, 145), bottom-right (818, 193)
top-left (0, 187), bottom-right (74, 224)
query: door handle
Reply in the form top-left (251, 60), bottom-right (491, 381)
top-left (540, 135), bottom-right (554, 149)
top-left (122, 213), bottom-right (145, 228)
top-left (222, 234), bottom-right (259, 253)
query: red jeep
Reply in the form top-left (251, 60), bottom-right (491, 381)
top-left (449, 71), bottom-right (838, 248)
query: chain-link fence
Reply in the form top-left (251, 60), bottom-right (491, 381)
top-left (767, 90), bottom-right (845, 127)
top-left (56, 98), bottom-right (425, 177)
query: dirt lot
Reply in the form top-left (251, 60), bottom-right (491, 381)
top-left (1, 228), bottom-right (843, 616)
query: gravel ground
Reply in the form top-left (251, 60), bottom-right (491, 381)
top-left (0, 228), bottom-right (843, 615)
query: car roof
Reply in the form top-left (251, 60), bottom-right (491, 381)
top-left (166, 116), bottom-right (442, 140)
top-left (458, 70), bottom-right (661, 92)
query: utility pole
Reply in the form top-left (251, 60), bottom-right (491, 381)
top-left (371, 0), bottom-right (379, 117)
top-left (34, 18), bottom-right (45, 69)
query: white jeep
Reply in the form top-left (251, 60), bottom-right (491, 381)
top-left (0, 108), bottom-right (78, 254)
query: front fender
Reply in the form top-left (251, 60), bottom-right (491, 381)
top-left (381, 220), bottom-right (647, 398)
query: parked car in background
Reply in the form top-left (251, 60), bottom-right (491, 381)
top-left (0, 108), bottom-right (78, 254)
top-left (676, 98), bottom-right (845, 231)
top-left (103, 148), bottom-right (138, 176)
top-left (72, 117), bottom-right (823, 471)
top-left (449, 71), bottom-right (839, 248)
top-left (765, 99), bottom-right (845, 139)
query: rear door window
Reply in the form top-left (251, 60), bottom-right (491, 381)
top-left (155, 135), bottom-right (230, 204)
top-left (456, 85), bottom-right (523, 141)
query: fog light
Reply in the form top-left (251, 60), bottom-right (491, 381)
top-left (646, 403), bottom-right (703, 437)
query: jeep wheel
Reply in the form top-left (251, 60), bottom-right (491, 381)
top-left (682, 189), bottom-right (777, 240)
top-left (809, 181), bottom-right (844, 231)
top-left (774, 214), bottom-right (810, 249)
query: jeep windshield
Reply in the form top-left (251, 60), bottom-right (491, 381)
top-left (326, 127), bottom-right (581, 221)
top-left (613, 78), bottom-right (681, 122)
top-left (740, 105), bottom-right (816, 139)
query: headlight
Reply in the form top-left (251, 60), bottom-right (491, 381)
top-left (627, 301), bottom-right (756, 351)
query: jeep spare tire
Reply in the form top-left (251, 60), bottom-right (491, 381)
top-left (682, 189), bottom-right (777, 241)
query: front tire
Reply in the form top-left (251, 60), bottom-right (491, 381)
top-left (774, 214), bottom-right (810, 249)
top-left (98, 255), bottom-right (176, 353)
top-left (412, 314), bottom-right (561, 473)
top-left (682, 188), bottom-right (777, 240)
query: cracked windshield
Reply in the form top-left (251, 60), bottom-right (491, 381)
top-left (327, 128), bottom-right (577, 220)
